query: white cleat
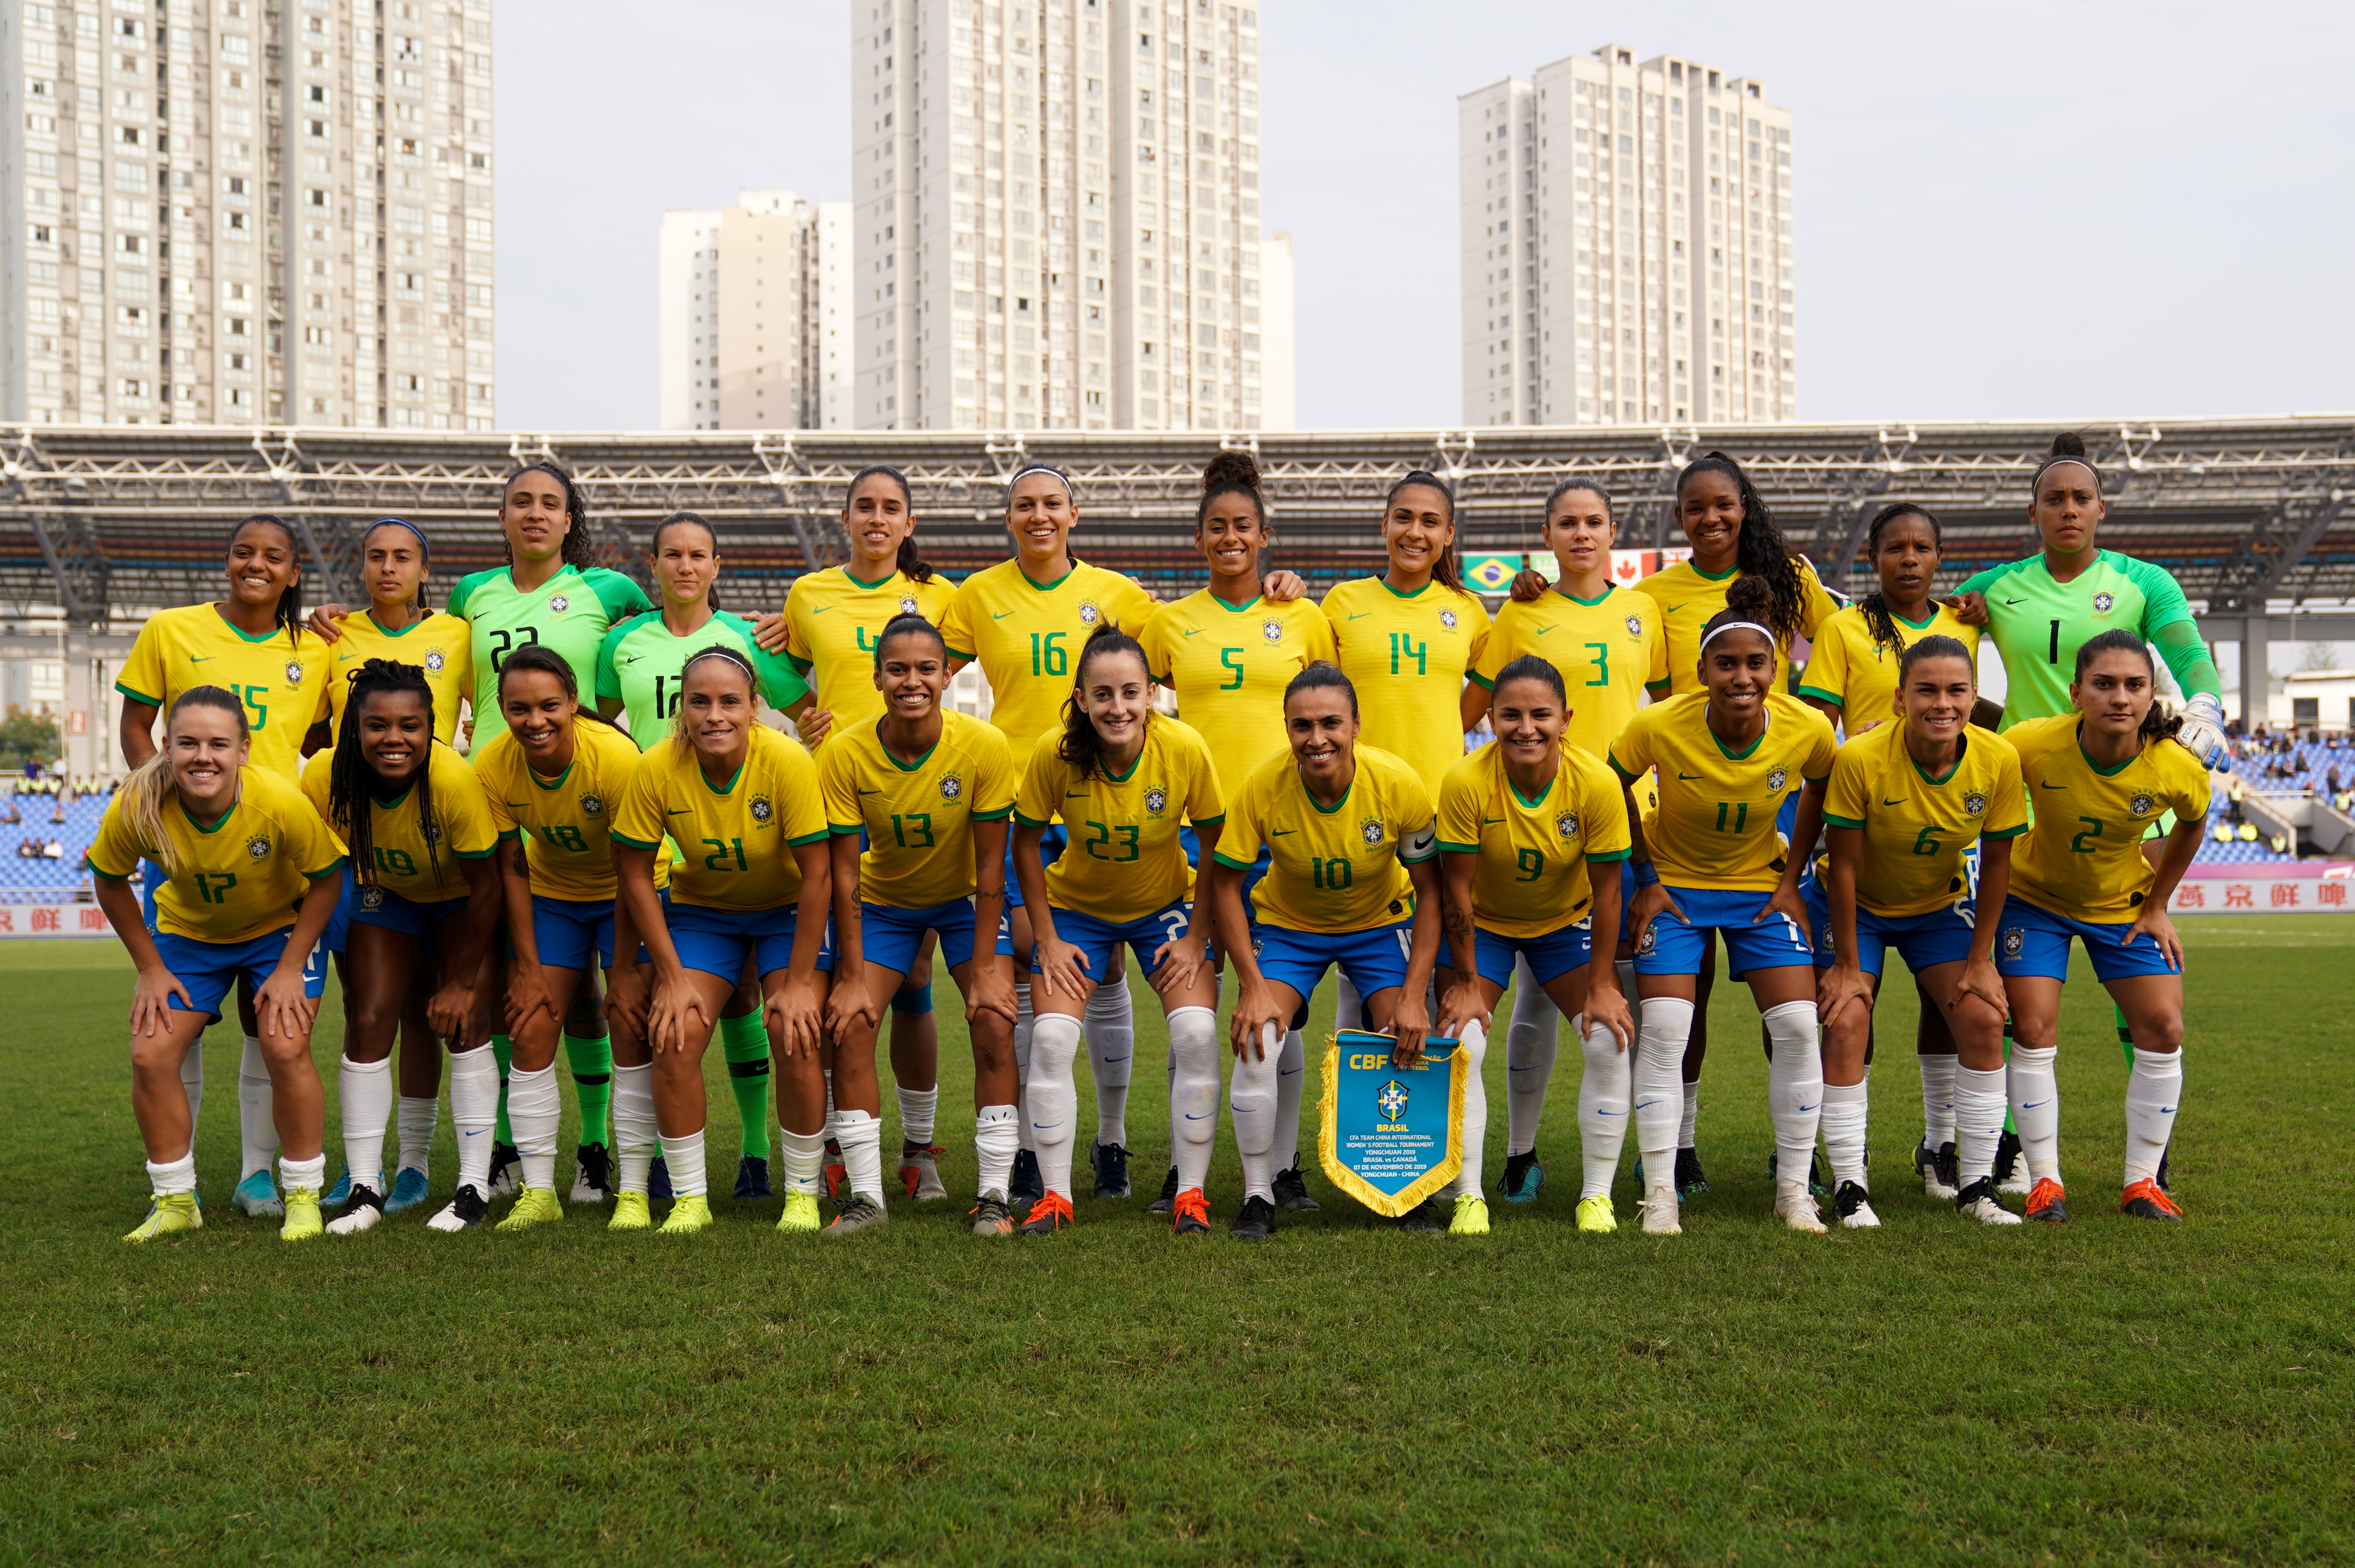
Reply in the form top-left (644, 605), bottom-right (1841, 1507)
top-left (1955, 1178), bottom-right (2024, 1226)
top-left (425, 1183), bottom-right (490, 1232)
top-left (1833, 1181), bottom-right (1881, 1229)
top-left (1640, 1183), bottom-right (1683, 1236)
top-left (325, 1192), bottom-right (385, 1237)
top-left (1774, 1185), bottom-right (1828, 1234)
top-left (1996, 1150), bottom-right (2032, 1197)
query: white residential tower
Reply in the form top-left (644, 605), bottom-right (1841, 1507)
top-left (657, 189), bottom-right (851, 432)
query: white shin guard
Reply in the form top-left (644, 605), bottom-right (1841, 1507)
top-left (1012, 982), bottom-right (1036, 1153)
top-left (1503, 955), bottom-right (1560, 1157)
top-left (337, 1054), bottom-right (394, 1195)
top-left (1819, 1078), bottom-right (1868, 1191)
top-left (2008, 1044), bottom-right (2061, 1184)
top-left (1918, 1053), bottom-right (1958, 1148)
top-left (1633, 997), bottom-right (1694, 1187)
top-left (1229, 1023), bottom-right (1281, 1201)
top-left (1272, 1026), bottom-right (1307, 1172)
top-left (1577, 1014), bottom-right (1631, 1200)
top-left (2122, 1047), bottom-right (2181, 1187)
top-left (1761, 1001), bottom-right (1824, 1193)
top-left (1448, 1019), bottom-right (1490, 1197)
top-left (974, 1103), bottom-right (1019, 1194)
top-left (506, 1062), bottom-right (562, 1193)
top-left (835, 1109), bottom-right (885, 1204)
top-left (1083, 977), bottom-right (1134, 1150)
top-left (1166, 1006), bottom-right (1221, 1193)
top-left (611, 1062), bottom-right (657, 1194)
top-left (1953, 1065), bottom-right (2007, 1187)
top-left (1027, 1012), bottom-right (1084, 1199)
top-left (447, 1042), bottom-right (501, 1192)
top-left (238, 1033), bottom-right (277, 1181)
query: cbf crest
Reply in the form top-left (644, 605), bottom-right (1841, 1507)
top-left (283, 661), bottom-right (305, 686)
top-left (1625, 614), bottom-right (1645, 640)
top-left (1555, 810), bottom-right (1581, 843)
top-left (2002, 925), bottom-right (2025, 957)
top-left (1766, 767), bottom-right (1789, 793)
top-left (1358, 815), bottom-right (1387, 848)
top-left (1319, 1028), bottom-right (1467, 1218)
top-left (2129, 792), bottom-right (2156, 818)
top-left (424, 648), bottom-right (447, 674)
top-left (1376, 1079), bottom-right (1409, 1122)
top-left (1438, 609), bottom-right (1460, 632)
top-left (245, 833), bottom-right (272, 862)
top-left (2093, 592), bottom-right (2115, 613)
top-left (1963, 791), bottom-right (1988, 818)
top-left (749, 795), bottom-right (775, 825)
top-left (899, 595), bottom-right (919, 616)
top-left (549, 593), bottom-right (572, 614)
top-left (940, 771), bottom-right (965, 802)
top-left (579, 792), bottom-right (606, 818)
top-left (1261, 619), bottom-right (1283, 643)
top-left (1076, 598), bottom-right (1102, 627)
top-left (1144, 787), bottom-right (1169, 817)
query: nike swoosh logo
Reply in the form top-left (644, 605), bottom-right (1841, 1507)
top-left (1798, 1102), bottom-right (1818, 1113)
top-left (1278, 1066), bottom-right (1301, 1077)
top-left (1677, 772), bottom-right (1702, 780)
top-left (857, 787), bottom-right (883, 796)
top-left (992, 609), bottom-right (1017, 620)
top-left (1346, 611), bottom-right (1371, 620)
top-left (665, 807), bottom-right (690, 816)
top-left (1596, 1106), bottom-right (1624, 1116)
top-left (189, 655), bottom-right (215, 663)
top-left (1882, 797), bottom-right (1908, 806)
top-left (1181, 628), bottom-right (1203, 637)
top-left (1184, 1112), bottom-right (1210, 1120)
top-left (811, 606), bottom-right (834, 616)
top-left (1271, 829), bottom-right (1297, 837)
top-left (2160, 1105), bottom-right (2177, 1114)
top-left (2023, 1099), bottom-right (2052, 1110)
top-left (506, 801), bottom-right (529, 809)
top-left (1664, 603), bottom-right (1688, 613)
top-left (1535, 624), bottom-right (1559, 636)
top-left (2039, 782), bottom-right (2068, 790)
top-left (1065, 791), bottom-right (1089, 799)
top-left (1633, 1099), bottom-right (1660, 1112)
top-left (1034, 1119), bottom-right (1064, 1129)
top-left (2004, 598), bottom-right (2027, 606)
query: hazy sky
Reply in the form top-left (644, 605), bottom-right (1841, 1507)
top-left (494, 0), bottom-right (2355, 432)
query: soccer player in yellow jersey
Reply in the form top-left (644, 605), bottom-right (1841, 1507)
top-left (613, 648), bottom-right (834, 1238)
top-left (819, 617), bottom-right (1024, 1236)
top-left (475, 647), bottom-right (662, 1229)
top-left (1012, 624), bottom-right (1225, 1236)
top-left (1992, 632), bottom-right (2209, 1226)
top-left (1609, 577), bottom-right (1839, 1236)
top-left (1435, 656), bottom-right (1634, 1237)
top-left (115, 514), bottom-right (335, 1220)
top-left (1211, 664), bottom-right (1446, 1241)
top-left (301, 661), bottom-right (503, 1236)
top-left (88, 688), bottom-right (345, 1243)
top-left (1465, 478), bottom-right (1664, 1204)
top-left (1815, 636), bottom-right (2027, 1229)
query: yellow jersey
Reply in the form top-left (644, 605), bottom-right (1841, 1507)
top-left (1608, 692), bottom-right (1838, 892)
top-left (115, 604), bottom-right (335, 782)
top-left (612, 725), bottom-right (829, 912)
top-left (1136, 591), bottom-right (1337, 791)
top-left (939, 559), bottom-right (1159, 751)
top-left (781, 566), bottom-right (957, 746)
top-left (1320, 576), bottom-right (1491, 797)
top-left (300, 740), bottom-right (499, 903)
top-left (1633, 556), bottom-right (1843, 697)
top-left (2006, 715), bottom-right (2210, 923)
top-left (1436, 741), bottom-right (1632, 940)
top-left (1797, 603), bottom-right (1982, 733)
top-left (818, 709), bottom-right (1018, 910)
top-left (1215, 743), bottom-right (1436, 935)
top-left (1472, 584), bottom-right (1666, 762)
top-left (321, 609), bottom-right (473, 745)
top-left (473, 716), bottom-right (663, 902)
top-left (1821, 721), bottom-right (2027, 917)
top-left (89, 766), bottom-right (345, 943)
top-left (1013, 714), bottom-right (1225, 923)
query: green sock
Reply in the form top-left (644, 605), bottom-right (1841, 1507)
top-left (2001, 1030), bottom-right (2015, 1135)
top-left (2116, 1002), bottom-right (2135, 1067)
top-left (565, 1031), bottom-right (613, 1146)
top-left (491, 1033), bottom-right (515, 1146)
top-left (719, 1012), bottom-right (772, 1161)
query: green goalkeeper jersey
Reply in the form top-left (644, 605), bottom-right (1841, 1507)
top-left (594, 608), bottom-right (810, 750)
top-left (1954, 549), bottom-right (2218, 728)
top-left (446, 564), bottom-right (652, 748)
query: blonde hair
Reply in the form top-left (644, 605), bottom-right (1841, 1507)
top-left (123, 688), bottom-right (250, 875)
top-left (667, 644), bottom-right (760, 748)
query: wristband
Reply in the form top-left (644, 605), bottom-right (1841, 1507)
top-left (1632, 861), bottom-right (1660, 889)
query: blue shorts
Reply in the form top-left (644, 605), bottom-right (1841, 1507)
top-left (155, 926), bottom-right (329, 1023)
top-left (1994, 895), bottom-right (2180, 983)
top-left (1036, 900), bottom-right (1202, 980)
top-left (1473, 919), bottom-right (1593, 989)
top-left (1634, 886), bottom-right (1817, 977)
top-left (323, 878), bottom-right (353, 955)
top-left (1183, 828), bottom-right (1273, 933)
top-left (1803, 880), bottom-right (1978, 977)
top-left (863, 897), bottom-right (1014, 975)
top-left (526, 892), bottom-right (665, 972)
top-left (1253, 919), bottom-right (1414, 1002)
top-left (350, 884), bottom-right (470, 951)
top-left (667, 901), bottom-right (835, 983)
top-left (1001, 823), bottom-right (1068, 910)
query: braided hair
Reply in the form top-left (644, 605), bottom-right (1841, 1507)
top-left (1857, 503), bottom-right (1942, 659)
top-left (1385, 470), bottom-right (1470, 597)
top-left (1677, 452), bottom-right (1807, 648)
top-left (2074, 629), bottom-right (2186, 747)
top-left (1057, 621), bottom-right (1151, 781)
top-left (501, 460), bottom-right (598, 573)
top-left (229, 515), bottom-right (306, 647)
top-left (848, 465), bottom-right (936, 585)
top-left (330, 658), bottom-right (441, 891)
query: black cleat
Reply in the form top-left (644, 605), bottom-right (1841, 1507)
top-left (1230, 1193), bottom-right (1277, 1241)
top-left (1833, 1180), bottom-right (1881, 1229)
top-left (1935, 1140), bottom-right (1960, 1194)
top-left (1396, 1197), bottom-right (1447, 1234)
top-left (2155, 1146), bottom-right (2173, 1194)
top-left (1954, 1177), bottom-right (2022, 1226)
top-left (1993, 1128), bottom-right (2029, 1195)
top-left (569, 1141), bottom-right (612, 1205)
top-left (648, 1156), bottom-right (674, 1202)
top-left (1145, 1163), bottom-right (1180, 1214)
top-left (1913, 1141), bottom-right (1958, 1201)
top-left (1008, 1148), bottom-right (1045, 1205)
top-left (1673, 1147), bottom-right (1711, 1198)
top-left (734, 1155), bottom-right (771, 1200)
top-left (486, 1141), bottom-right (523, 1199)
top-left (1089, 1140), bottom-right (1131, 1199)
top-left (1271, 1164), bottom-right (1322, 1211)
top-left (1498, 1149), bottom-right (1543, 1204)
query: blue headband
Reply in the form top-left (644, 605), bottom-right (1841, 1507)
top-left (365, 517), bottom-right (431, 559)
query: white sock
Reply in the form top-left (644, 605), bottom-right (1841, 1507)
top-left (278, 1151), bottom-right (325, 1193)
top-left (1678, 1080), bottom-right (1700, 1151)
top-left (2123, 1047), bottom-right (2182, 1187)
top-left (1166, 1006), bottom-right (1220, 1193)
top-left (835, 1109), bottom-right (884, 1204)
top-left (1229, 1021), bottom-right (1280, 1202)
top-left (895, 1085), bottom-right (938, 1147)
top-left (779, 1124), bottom-right (826, 1194)
top-left (1272, 1026), bottom-right (1307, 1172)
top-left (1447, 1018), bottom-right (1489, 1197)
top-left (337, 1054), bottom-right (394, 1195)
top-left (1820, 1078), bottom-right (1868, 1191)
top-left (239, 1032), bottom-right (277, 1181)
top-left (1953, 1065), bottom-right (2007, 1187)
top-left (1762, 1001), bottom-right (1824, 1194)
top-left (1335, 972), bottom-right (1363, 1031)
top-left (396, 1095), bottom-right (437, 1176)
top-left (1028, 1012), bottom-right (1083, 1199)
top-left (1504, 961), bottom-right (1560, 1157)
top-left (147, 1149), bottom-right (197, 1196)
top-left (666, 1127), bottom-right (709, 1199)
top-left (447, 1042), bottom-right (500, 1192)
top-left (505, 1062), bottom-right (561, 1193)
top-left (2008, 1044), bottom-right (2061, 1184)
top-left (975, 1103), bottom-right (1019, 1194)
top-left (178, 1040), bottom-right (203, 1166)
top-left (1633, 998), bottom-right (1694, 1190)
top-left (1012, 982), bottom-right (1036, 1153)
top-left (1919, 1053), bottom-right (1957, 1148)
top-left (612, 1062), bottom-right (657, 1195)
top-left (1084, 976), bottom-right (1134, 1150)
top-left (1577, 1014), bottom-right (1630, 1200)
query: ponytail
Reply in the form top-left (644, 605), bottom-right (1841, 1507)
top-left (2074, 629), bottom-right (2185, 748)
top-left (1677, 452), bottom-right (1806, 647)
top-left (1857, 503), bottom-right (1941, 658)
top-left (847, 465), bottom-right (935, 585)
top-left (1057, 621), bottom-right (1150, 781)
top-left (122, 687), bottom-right (250, 875)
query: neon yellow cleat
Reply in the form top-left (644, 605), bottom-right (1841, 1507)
top-left (607, 1191), bottom-right (652, 1232)
top-left (124, 1192), bottom-right (202, 1244)
top-left (495, 1186), bottom-right (564, 1234)
top-left (659, 1195), bottom-right (714, 1235)
top-left (1576, 1194), bottom-right (1618, 1234)
top-left (280, 1187), bottom-right (324, 1242)
top-left (1449, 1194), bottom-right (1491, 1236)
top-left (776, 1190), bottom-right (822, 1234)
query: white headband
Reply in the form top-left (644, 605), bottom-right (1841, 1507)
top-left (1699, 620), bottom-right (1775, 652)
top-left (1009, 465), bottom-right (1072, 502)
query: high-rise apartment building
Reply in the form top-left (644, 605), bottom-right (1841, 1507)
top-left (0, 0), bottom-right (495, 430)
top-left (1459, 43), bottom-right (1796, 429)
top-left (850, 0), bottom-right (1292, 433)
top-left (658, 190), bottom-right (851, 432)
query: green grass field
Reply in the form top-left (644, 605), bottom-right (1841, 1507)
top-left (4, 919), bottom-right (2352, 1565)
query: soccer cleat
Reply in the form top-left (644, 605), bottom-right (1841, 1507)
top-left (899, 1144), bottom-right (949, 1203)
top-left (280, 1187), bottom-right (324, 1242)
top-left (1575, 1194), bottom-right (1617, 1233)
top-left (426, 1183), bottom-right (490, 1232)
top-left (658, 1194), bottom-right (714, 1235)
top-left (385, 1167), bottom-right (432, 1213)
top-left (124, 1192), bottom-right (202, 1243)
top-left (495, 1186), bottom-right (564, 1234)
top-left (1914, 1142), bottom-right (1959, 1202)
top-left (823, 1139), bottom-right (847, 1199)
top-left (2025, 1178), bottom-right (2069, 1225)
top-left (648, 1156), bottom-right (674, 1201)
top-left (2120, 1178), bottom-right (2184, 1221)
top-left (1994, 1130), bottom-right (2031, 1196)
top-left (1769, 1148), bottom-right (1833, 1200)
top-left (232, 1169), bottom-right (284, 1220)
top-left (322, 1166), bottom-right (354, 1211)
top-left (2156, 1147), bottom-right (2173, 1194)
top-left (1833, 1181), bottom-right (1881, 1230)
top-left (569, 1143), bottom-right (612, 1205)
top-left (776, 1190), bottom-right (823, 1234)
top-left (1089, 1140), bottom-right (1132, 1200)
top-left (1271, 1164), bottom-right (1323, 1212)
top-left (1641, 1184), bottom-right (1683, 1236)
top-left (1935, 1141), bottom-right (1961, 1195)
top-left (1449, 1194), bottom-right (1491, 1236)
top-left (1773, 1187), bottom-right (1828, 1234)
top-left (1396, 1198), bottom-right (1447, 1235)
top-left (1020, 1191), bottom-right (1076, 1235)
top-left (486, 1142), bottom-right (522, 1199)
top-left (968, 1189), bottom-right (1015, 1237)
top-left (1171, 1187), bottom-right (1212, 1235)
top-left (1498, 1150), bottom-right (1544, 1204)
top-left (1673, 1147), bottom-right (1711, 1199)
top-left (823, 1193), bottom-right (889, 1236)
top-left (325, 1185), bottom-right (385, 1236)
top-left (1146, 1164), bottom-right (1180, 1214)
top-left (1008, 1148), bottom-right (1045, 1205)
top-left (734, 1155), bottom-right (771, 1201)
top-left (608, 1191), bottom-right (652, 1232)
top-left (1230, 1193), bottom-right (1276, 1241)
top-left (1954, 1177), bottom-right (2022, 1226)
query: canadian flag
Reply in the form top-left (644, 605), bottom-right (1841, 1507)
top-left (1610, 550), bottom-right (1655, 583)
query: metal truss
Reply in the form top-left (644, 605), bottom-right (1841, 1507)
top-left (2, 417), bottom-right (2353, 620)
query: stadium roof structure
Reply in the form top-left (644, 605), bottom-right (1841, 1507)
top-left (3, 418), bottom-right (2352, 625)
